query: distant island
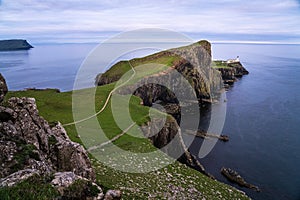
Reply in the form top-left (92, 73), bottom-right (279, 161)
top-left (0, 39), bottom-right (33, 51)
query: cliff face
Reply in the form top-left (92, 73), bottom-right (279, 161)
top-left (171, 41), bottom-right (223, 100)
top-left (0, 39), bottom-right (33, 51)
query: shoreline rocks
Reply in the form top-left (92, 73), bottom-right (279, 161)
top-left (221, 167), bottom-right (260, 192)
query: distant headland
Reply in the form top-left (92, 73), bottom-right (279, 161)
top-left (0, 39), bottom-right (33, 51)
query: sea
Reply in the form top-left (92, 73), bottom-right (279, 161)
top-left (0, 42), bottom-right (299, 200)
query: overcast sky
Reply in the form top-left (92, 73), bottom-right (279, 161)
top-left (0, 0), bottom-right (300, 43)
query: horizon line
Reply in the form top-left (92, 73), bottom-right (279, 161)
top-left (28, 40), bottom-right (300, 45)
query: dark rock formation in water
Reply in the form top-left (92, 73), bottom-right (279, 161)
top-left (0, 75), bottom-right (107, 199)
top-left (0, 39), bottom-right (33, 51)
top-left (221, 167), bottom-right (260, 192)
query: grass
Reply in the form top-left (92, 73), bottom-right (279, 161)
top-left (0, 175), bottom-right (58, 200)
top-left (100, 50), bottom-right (181, 83)
top-left (0, 174), bottom-right (101, 200)
top-left (5, 84), bottom-right (250, 199)
top-left (212, 60), bottom-right (232, 69)
top-left (62, 179), bottom-right (101, 199)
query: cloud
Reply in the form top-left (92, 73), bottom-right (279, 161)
top-left (0, 0), bottom-right (300, 43)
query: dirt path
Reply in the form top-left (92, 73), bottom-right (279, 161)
top-left (63, 61), bottom-right (136, 127)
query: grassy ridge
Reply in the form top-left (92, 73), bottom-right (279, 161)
top-left (99, 51), bottom-right (181, 83)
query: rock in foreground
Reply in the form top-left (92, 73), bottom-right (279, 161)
top-left (0, 75), bottom-right (107, 199)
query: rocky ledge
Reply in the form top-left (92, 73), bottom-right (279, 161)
top-left (0, 73), bottom-right (121, 200)
top-left (214, 61), bottom-right (249, 86)
top-left (0, 39), bottom-right (33, 51)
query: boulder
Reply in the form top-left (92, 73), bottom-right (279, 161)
top-left (104, 190), bottom-right (122, 200)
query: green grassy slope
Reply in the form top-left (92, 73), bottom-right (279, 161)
top-left (5, 85), bottom-right (249, 199)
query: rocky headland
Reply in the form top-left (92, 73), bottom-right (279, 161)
top-left (0, 39), bottom-right (33, 51)
top-left (96, 40), bottom-right (248, 176)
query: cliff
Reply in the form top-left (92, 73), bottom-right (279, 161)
top-left (98, 41), bottom-right (223, 102)
top-left (0, 39), bottom-right (33, 51)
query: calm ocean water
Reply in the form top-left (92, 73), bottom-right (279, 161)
top-left (0, 43), bottom-right (299, 200)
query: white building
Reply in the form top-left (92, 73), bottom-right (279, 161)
top-left (226, 56), bottom-right (240, 64)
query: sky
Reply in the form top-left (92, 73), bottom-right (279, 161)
top-left (0, 0), bottom-right (300, 44)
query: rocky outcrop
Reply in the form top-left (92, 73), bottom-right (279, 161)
top-left (215, 62), bottom-right (249, 85)
top-left (96, 73), bottom-right (120, 86)
top-left (0, 75), bottom-right (107, 199)
top-left (0, 39), bottom-right (33, 51)
top-left (0, 97), bottom-right (95, 181)
top-left (141, 117), bottom-right (211, 176)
